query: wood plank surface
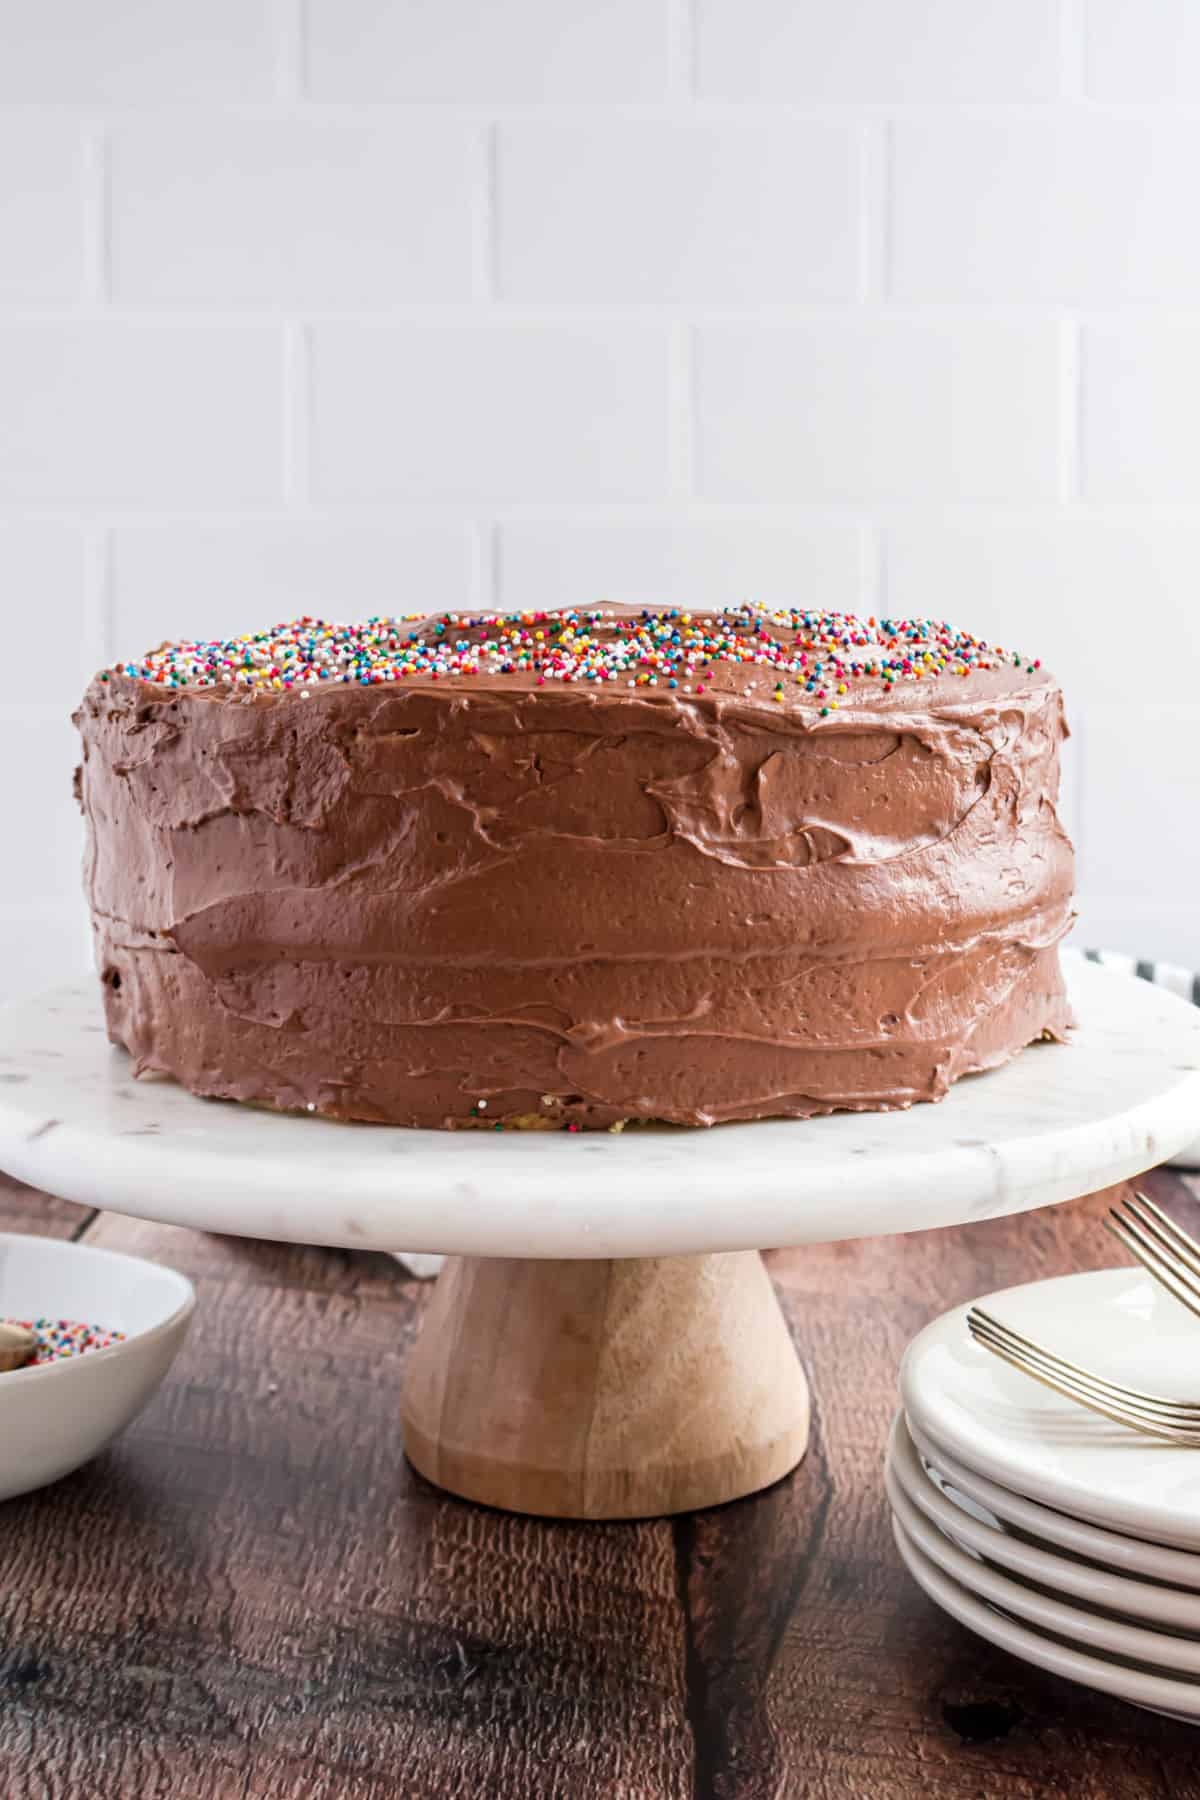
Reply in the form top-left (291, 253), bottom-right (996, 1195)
top-left (0, 1168), bottom-right (91, 1241)
top-left (1, 1173), bottom-right (1199, 1798)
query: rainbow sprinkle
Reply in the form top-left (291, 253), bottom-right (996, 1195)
top-left (105, 606), bottom-right (1041, 700)
top-left (4, 1318), bottom-right (126, 1367)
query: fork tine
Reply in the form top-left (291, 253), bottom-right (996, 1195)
top-left (973, 1351), bottom-right (1200, 1443)
top-left (968, 1305), bottom-right (1200, 1414)
top-left (966, 1321), bottom-right (1200, 1443)
top-left (1108, 1205), bottom-right (1200, 1310)
top-left (1116, 1192), bottom-right (1200, 1286)
top-left (1105, 1212), bottom-right (1200, 1328)
top-left (971, 1332), bottom-right (1200, 1440)
top-left (967, 1322), bottom-right (1200, 1443)
top-left (968, 1318), bottom-right (1200, 1427)
top-left (1128, 1190), bottom-right (1200, 1282)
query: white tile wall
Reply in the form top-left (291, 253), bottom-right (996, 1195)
top-left (0, 525), bottom-right (91, 709)
top-left (110, 525), bottom-right (477, 649)
top-left (1081, 324), bottom-right (1200, 500)
top-left (310, 324), bottom-right (671, 502)
top-left (1078, 705), bottom-right (1200, 930)
top-left (109, 120), bottom-right (479, 305)
top-left (0, 119), bottom-right (83, 301)
top-left (305, 0), bottom-right (667, 101)
top-left (0, 0), bottom-right (275, 100)
top-left (1084, 0), bottom-right (1200, 101)
top-left (695, 323), bottom-right (1061, 501)
top-left (694, 0), bottom-right (1061, 101)
top-left (1, 0), bottom-right (1198, 998)
top-left (0, 528), bottom-right (91, 1000)
top-left (497, 522), bottom-right (866, 614)
top-left (496, 123), bottom-right (860, 303)
top-left (0, 325), bottom-right (284, 504)
top-left (890, 118), bottom-right (1200, 301)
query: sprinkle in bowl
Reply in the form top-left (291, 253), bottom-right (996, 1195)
top-left (0, 1232), bottom-right (194, 1502)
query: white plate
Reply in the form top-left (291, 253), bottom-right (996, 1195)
top-left (906, 1415), bottom-right (1200, 1592)
top-left (889, 1415), bottom-right (1200, 1635)
top-left (892, 1514), bottom-right (1200, 1723)
top-left (900, 1267), bottom-right (1200, 1552)
top-left (886, 1452), bottom-right (1200, 1675)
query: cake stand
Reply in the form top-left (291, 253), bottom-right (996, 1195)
top-left (1, 963), bottom-right (1198, 1520)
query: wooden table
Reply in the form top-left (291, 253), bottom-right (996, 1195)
top-left (2, 1168), bottom-right (1199, 1799)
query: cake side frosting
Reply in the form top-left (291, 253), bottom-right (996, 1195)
top-left (75, 607), bottom-right (1075, 1129)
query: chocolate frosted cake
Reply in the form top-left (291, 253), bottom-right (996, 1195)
top-left (74, 607), bottom-right (1074, 1130)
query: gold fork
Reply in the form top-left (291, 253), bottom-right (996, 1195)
top-left (1106, 1189), bottom-right (1200, 1326)
top-left (966, 1306), bottom-right (1200, 1444)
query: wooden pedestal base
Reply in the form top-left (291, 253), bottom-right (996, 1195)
top-left (400, 1251), bottom-right (810, 1519)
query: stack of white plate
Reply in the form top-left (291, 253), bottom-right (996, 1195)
top-left (891, 1267), bottom-right (1200, 1721)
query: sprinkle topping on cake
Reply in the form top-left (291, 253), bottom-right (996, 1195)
top-left (79, 596), bottom-right (1072, 1133)
top-left (105, 606), bottom-right (1040, 705)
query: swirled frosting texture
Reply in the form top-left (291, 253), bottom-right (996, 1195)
top-left (75, 610), bottom-right (1074, 1129)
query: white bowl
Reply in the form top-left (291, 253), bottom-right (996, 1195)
top-left (0, 1233), bottom-right (194, 1502)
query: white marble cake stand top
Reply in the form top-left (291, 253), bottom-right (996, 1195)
top-left (0, 963), bottom-right (1197, 1259)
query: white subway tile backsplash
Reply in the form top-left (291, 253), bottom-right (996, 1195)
top-left (695, 0), bottom-right (1059, 100)
top-left (110, 120), bottom-right (476, 307)
top-left (891, 118), bottom-right (1200, 302)
top-left (696, 323), bottom-right (1060, 501)
top-left (1082, 324), bottom-right (1200, 500)
top-left (0, 0), bottom-right (274, 100)
top-left (0, 119), bottom-right (82, 301)
top-left (306, 0), bottom-right (667, 101)
top-left (1085, 0), bottom-right (1200, 100)
top-left (110, 525), bottom-right (477, 656)
top-left (0, 904), bottom-right (91, 1001)
top-left (884, 521), bottom-right (1200, 708)
top-left (0, 326), bottom-right (283, 505)
top-left (0, 527), bottom-right (89, 708)
top-left (311, 325), bottom-right (670, 503)
top-left (497, 122), bottom-right (859, 304)
top-left (1077, 705), bottom-right (1200, 906)
top-left (498, 522), bottom-right (865, 613)
top-left (1, 715), bottom-right (86, 905)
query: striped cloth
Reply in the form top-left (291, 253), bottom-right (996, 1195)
top-left (1068, 946), bottom-right (1200, 1168)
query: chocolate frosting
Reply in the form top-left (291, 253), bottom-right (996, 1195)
top-left (74, 610), bottom-right (1075, 1129)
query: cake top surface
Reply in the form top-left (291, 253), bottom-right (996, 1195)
top-left (100, 605), bottom-right (1051, 713)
